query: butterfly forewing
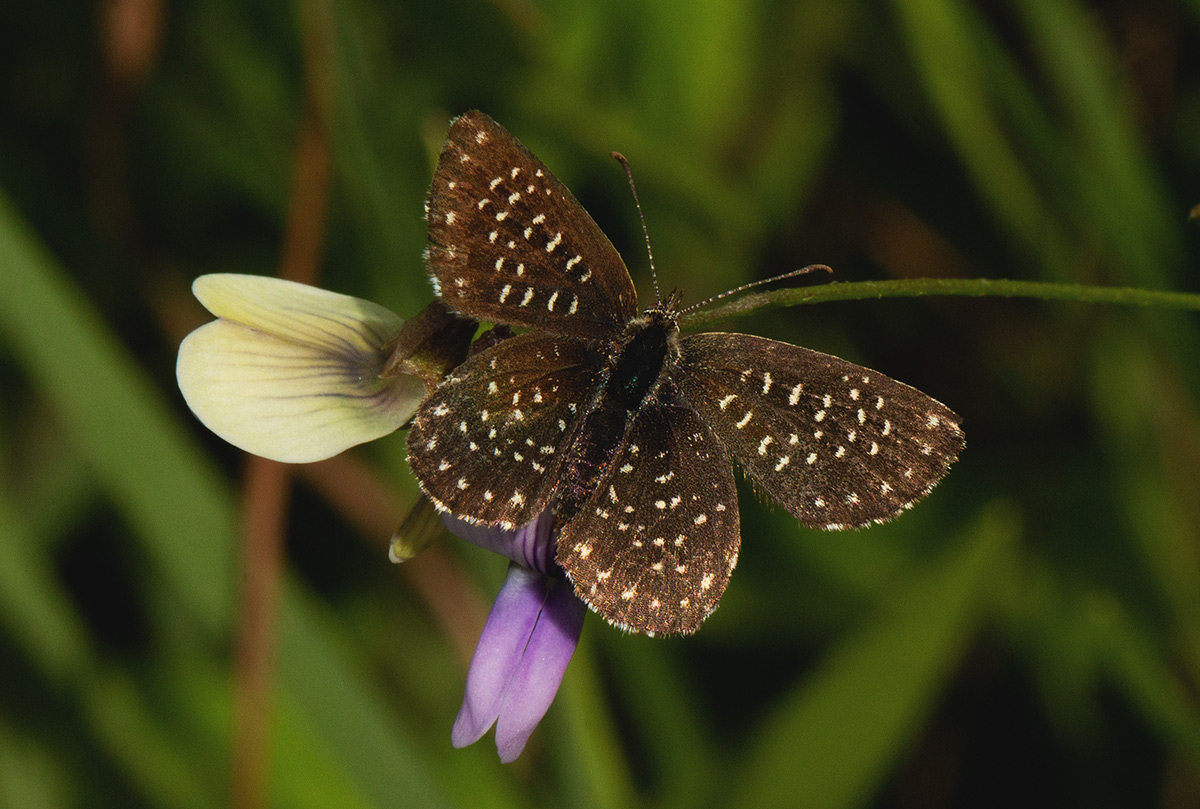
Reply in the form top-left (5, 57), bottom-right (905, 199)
top-left (407, 332), bottom-right (599, 529)
top-left (556, 385), bottom-right (740, 635)
top-left (425, 111), bottom-right (637, 339)
top-left (410, 111), bottom-right (966, 638)
top-left (677, 333), bottom-right (964, 529)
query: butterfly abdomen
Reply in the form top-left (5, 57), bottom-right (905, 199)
top-left (553, 397), bottom-right (627, 521)
top-left (553, 312), bottom-right (680, 521)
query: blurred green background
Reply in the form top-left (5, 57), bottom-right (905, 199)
top-left (3, 0), bottom-right (1200, 806)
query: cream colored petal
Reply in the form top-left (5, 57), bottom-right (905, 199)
top-left (178, 319), bottom-right (424, 463)
top-left (178, 274), bottom-right (423, 463)
top-left (191, 273), bottom-right (403, 364)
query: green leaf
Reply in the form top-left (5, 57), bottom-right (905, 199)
top-left (275, 580), bottom-right (458, 809)
top-left (83, 671), bottom-right (221, 809)
top-left (730, 507), bottom-right (1016, 809)
top-left (0, 484), bottom-right (91, 684)
top-left (888, 0), bottom-right (1070, 277)
top-left (0, 188), bottom-right (236, 634)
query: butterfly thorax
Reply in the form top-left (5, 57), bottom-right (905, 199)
top-left (552, 304), bottom-right (681, 522)
top-left (607, 305), bottom-right (680, 412)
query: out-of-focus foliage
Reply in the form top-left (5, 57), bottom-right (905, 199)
top-left (2, 0), bottom-right (1200, 806)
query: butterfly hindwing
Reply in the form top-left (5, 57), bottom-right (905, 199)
top-left (411, 111), bottom-right (966, 638)
top-left (676, 333), bottom-right (963, 529)
top-left (407, 331), bottom-right (600, 529)
top-left (425, 111), bottom-right (638, 340)
top-left (556, 383), bottom-right (740, 635)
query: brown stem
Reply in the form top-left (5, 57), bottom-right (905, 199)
top-left (230, 456), bottom-right (291, 809)
top-left (230, 0), bottom-right (332, 802)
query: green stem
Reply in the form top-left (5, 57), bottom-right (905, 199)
top-left (680, 278), bottom-right (1200, 330)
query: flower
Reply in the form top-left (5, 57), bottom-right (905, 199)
top-left (443, 512), bottom-right (587, 762)
top-left (177, 273), bottom-right (427, 462)
top-left (176, 273), bottom-right (579, 762)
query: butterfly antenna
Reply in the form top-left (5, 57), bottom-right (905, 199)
top-left (612, 151), bottom-right (662, 305)
top-left (679, 263), bottom-right (834, 315)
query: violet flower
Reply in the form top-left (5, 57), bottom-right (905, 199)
top-left (443, 512), bottom-right (587, 762)
top-left (176, 273), bottom-right (582, 762)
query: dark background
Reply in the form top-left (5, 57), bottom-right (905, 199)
top-left (2, 0), bottom-right (1200, 807)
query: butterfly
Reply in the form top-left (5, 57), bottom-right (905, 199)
top-left (407, 111), bottom-right (963, 635)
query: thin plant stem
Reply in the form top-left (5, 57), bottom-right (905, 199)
top-left (230, 457), bottom-right (291, 809)
top-left (681, 278), bottom-right (1200, 331)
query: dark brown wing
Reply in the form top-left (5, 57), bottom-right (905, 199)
top-left (556, 384), bottom-right (739, 636)
top-left (676, 333), bottom-right (963, 529)
top-left (407, 332), bottom-right (601, 529)
top-left (425, 111), bottom-right (637, 339)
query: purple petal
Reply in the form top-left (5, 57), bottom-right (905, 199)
top-left (494, 575), bottom-right (586, 762)
top-left (451, 565), bottom-right (546, 749)
top-left (440, 511), bottom-right (555, 574)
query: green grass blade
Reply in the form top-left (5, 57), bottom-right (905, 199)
top-left (82, 670), bottom-right (222, 809)
top-left (889, 0), bottom-right (1067, 276)
top-left (0, 485), bottom-right (91, 683)
top-left (729, 507), bottom-right (1016, 809)
top-left (276, 580), bottom-right (456, 809)
top-left (0, 189), bottom-right (236, 635)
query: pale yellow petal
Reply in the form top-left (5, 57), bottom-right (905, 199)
top-left (177, 315), bottom-right (423, 464)
top-left (192, 273), bottom-right (403, 364)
